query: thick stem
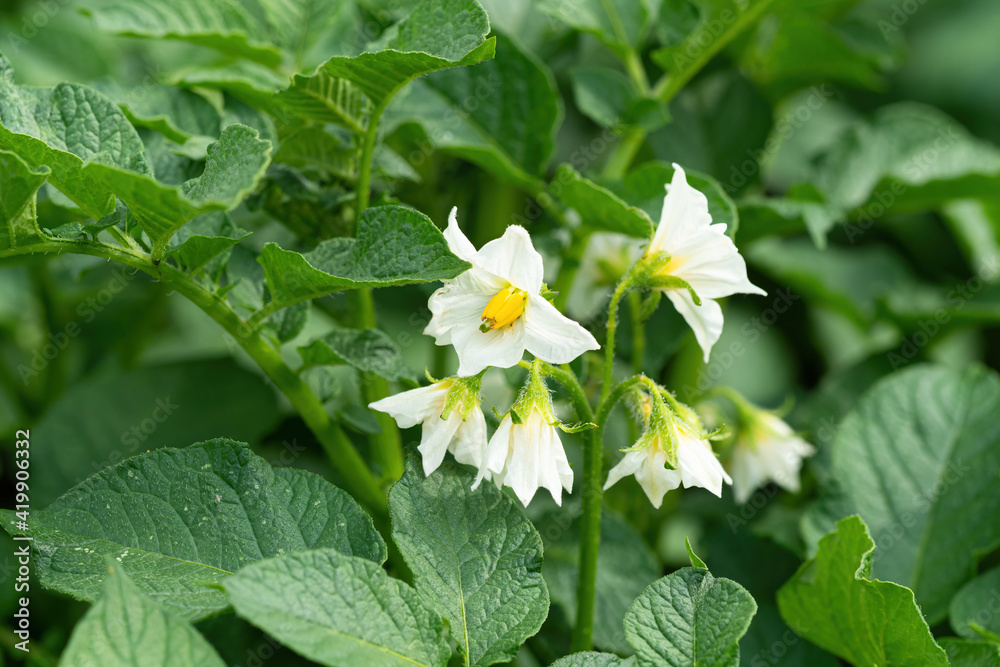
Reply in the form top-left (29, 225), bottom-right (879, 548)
top-left (351, 97), bottom-right (404, 486)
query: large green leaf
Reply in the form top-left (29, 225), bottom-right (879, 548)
top-left (802, 365), bottom-right (1000, 624)
top-left (61, 568), bottom-right (225, 667)
top-left (0, 59), bottom-right (151, 219)
top-left (258, 0), bottom-right (354, 66)
top-left (950, 566), bottom-right (1000, 640)
top-left (554, 165), bottom-right (654, 238)
top-left (814, 103), bottom-right (1000, 215)
top-left (551, 654), bottom-right (636, 667)
top-left (276, 74), bottom-right (370, 134)
top-left (623, 565), bottom-right (757, 667)
top-left (94, 82), bottom-right (223, 144)
top-left (1, 439), bottom-right (385, 621)
top-left (940, 639), bottom-right (1000, 667)
top-left (543, 510), bottom-right (660, 654)
top-left (80, 0), bottom-right (282, 66)
top-left (85, 123), bottom-right (271, 257)
top-left (778, 516), bottom-right (948, 666)
top-left (537, 0), bottom-right (648, 58)
top-left (389, 460), bottom-right (549, 667)
top-left (225, 549), bottom-right (450, 667)
top-left (388, 34), bottom-right (560, 190)
top-left (299, 326), bottom-right (416, 382)
top-left (257, 205), bottom-right (470, 313)
top-left (0, 149), bottom-right (49, 252)
top-left (280, 0), bottom-right (494, 117)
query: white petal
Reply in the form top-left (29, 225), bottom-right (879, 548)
top-left (450, 407), bottom-right (489, 471)
top-left (476, 225), bottom-right (544, 294)
top-left (424, 270), bottom-right (503, 345)
top-left (418, 410), bottom-right (464, 476)
top-left (648, 164), bottom-right (714, 255)
top-left (504, 420), bottom-right (541, 506)
top-left (604, 449), bottom-right (645, 490)
top-left (443, 207), bottom-right (479, 264)
top-left (665, 290), bottom-right (724, 362)
top-left (676, 429), bottom-right (731, 497)
top-left (537, 420), bottom-right (572, 506)
top-left (522, 296), bottom-right (600, 365)
top-left (451, 318), bottom-right (527, 376)
top-left (729, 443), bottom-right (768, 505)
top-left (369, 383), bottom-right (448, 428)
top-left (473, 416), bottom-right (512, 490)
top-left (666, 226), bottom-right (766, 299)
top-left (634, 447), bottom-right (681, 508)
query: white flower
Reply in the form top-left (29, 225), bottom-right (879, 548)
top-left (472, 363), bottom-right (573, 506)
top-left (425, 208), bottom-right (600, 377)
top-left (727, 411), bottom-right (815, 505)
top-left (604, 391), bottom-right (731, 507)
top-left (644, 164), bottom-right (765, 362)
top-left (369, 377), bottom-right (487, 477)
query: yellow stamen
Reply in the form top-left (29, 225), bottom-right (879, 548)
top-left (480, 288), bottom-right (527, 332)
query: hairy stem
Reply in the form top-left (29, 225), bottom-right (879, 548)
top-left (602, 277), bottom-right (632, 403)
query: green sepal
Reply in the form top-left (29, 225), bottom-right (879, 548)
top-left (557, 421), bottom-right (598, 434)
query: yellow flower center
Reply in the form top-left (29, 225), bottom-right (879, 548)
top-left (480, 287), bottom-right (527, 332)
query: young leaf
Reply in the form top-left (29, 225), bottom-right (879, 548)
top-left (569, 66), bottom-right (639, 129)
top-left (777, 515), bottom-right (949, 666)
top-left (0, 149), bottom-right (49, 253)
top-left (225, 549), bottom-right (450, 667)
top-left (623, 566), bottom-right (757, 667)
top-left (389, 34), bottom-right (559, 191)
top-left (949, 565), bottom-right (1000, 640)
top-left (0, 60), bottom-right (151, 219)
top-left (554, 165), bottom-right (654, 238)
top-left (684, 537), bottom-right (706, 569)
top-left (85, 123), bottom-right (271, 258)
top-left (299, 326), bottom-right (416, 382)
top-left (537, 0), bottom-right (648, 58)
top-left (388, 459), bottom-right (549, 667)
top-left (167, 212), bottom-right (251, 276)
top-left (61, 567), bottom-right (225, 667)
top-left (802, 365), bottom-right (1000, 623)
top-left (275, 74), bottom-right (370, 134)
top-left (1, 439), bottom-right (385, 621)
top-left (280, 0), bottom-right (495, 115)
top-left (257, 205), bottom-right (470, 313)
top-left (79, 0), bottom-right (282, 66)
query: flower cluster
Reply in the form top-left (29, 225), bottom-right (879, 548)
top-left (371, 165), bottom-right (805, 509)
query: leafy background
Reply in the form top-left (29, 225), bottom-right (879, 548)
top-left (1, 0), bottom-right (1000, 665)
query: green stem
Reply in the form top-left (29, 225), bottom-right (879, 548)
top-left (539, 363), bottom-right (602, 652)
top-left (351, 95), bottom-right (404, 486)
top-left (0, 240), bottom-right (387, 515)
top-left (627, 289), bottom-right (645, 375)
top-left (602, 277), bottom-right (632, 403)
top-left (552, 227), bottom-right (590, 311)
top-left (601, 127), bottom-right (646, 180)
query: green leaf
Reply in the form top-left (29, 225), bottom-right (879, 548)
top-left (652, 0), bottom-right (777, 102)
top-left (950, 566), bottom-right (1000, 640)
top-left (623, 566), bottom-right (757, 667)
top-left (814, 103), bottom-right (1000, 215)
top-left (258, 0), bottom-right (354, 66)
top-left (1, 438), bottom-right (385, 621)
top-left (569, 67), bottom-right (637, 129)
top-left (95, 82), bottom-right (223, 144)
top-left (257, 205), bottom-right (470, 313)
top-left (940, 638), bottom-right (1000, 667)
top-left (0, 60), bottom-right (151, 219)
top-left (0, 149), bottom-right (49, 252)
top-left (281, 0), bottom-right (494, 113)
top-left (777, 515), bottom-right (949, 666)
top-left (61, 567), bottom-right (226, 667)
top-left (85, 123), bottom-right (271, 257)
top-left (276, 74), bottom-right (370, 134)
top-left (299, 326), bottom-right (415, 382)
top-left (544, 510), bottom-right (660, 654)
top-left (550, 653), bottom-right (636, 667)
top-left (388, 459), bottom-right (549, 667)
top-left (537, 0), bottom-right (648, 58)
top-left (685, 537), bottom-right (706, 569)
top-left (225, 549), bottom-right (450, 667)
top-left (174, 62), bottom-right (291, 112)
top-left (273, 126), bottom-right (357, 178)
top-left (555, 165), bottom-right (654, 238)
top-left (388, 34), bottom-right (560, 190)
top-left (79, 0), bottom-right (282, 66)
top-left (802, 365), bottom-right (1000, 624)
top-left (737, 195), bottom-right (840, 249)
top-left (167, 211), bottom-right (251, 276)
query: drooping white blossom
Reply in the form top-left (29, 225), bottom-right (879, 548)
top-left (604, 389), bottom-right (731, 507)
top-left (644, 164), bottom-right (765, 362)
top-left (369, 376), bottom-right (487, 477)
top-left (727, 411), bottom-right (815, 505)
top-left (472, 362), bottom-right (573, 506)
top-left (425, 208), bottom-right (600, 377)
